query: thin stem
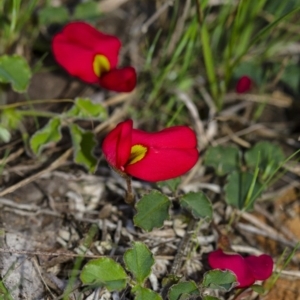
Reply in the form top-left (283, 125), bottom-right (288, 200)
top-left (125, 175), bottom-right (134, 205)
top-left (18, 110), bottom-right (59, 118)
top-left (161, 217), bottom-right (196, 299)
top-left (0, 98), bottom-right (74, 110)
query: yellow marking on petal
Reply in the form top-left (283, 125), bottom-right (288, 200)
top-left (93, 54), bottom-right (110, 77)
top-left (128, 144), bottom-right (147, 165)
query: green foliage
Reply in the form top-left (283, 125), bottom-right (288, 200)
top-left (251, 284), bottom-right (265, 294)
top-left (202, 270), bottom-right (237, 291)
top-left (29, 117), bottom-right (62, 155)
top-left (0, 108), bottom-right (22, 130)
top-left (66, 98), bottom-right (107, 120)
top-left (26, 98), bottom-right (105, 171)
top-left (69, 124), bottom-right (98, 173)
top-left (204, 141), bottom-right (284, 210)
top-left (168, 281), bottom-right (199, 300)
top-left (233, 61), bottom-right (263, 85)
top-left (73, 1), bottom-right (100, 20)
top-left (225, 171), bottom-right (262, 210)
top-left (0, 55), bottom-right (31, 92)
top-left (280, 64), bottom-right (300, 94)
top-left (204, 145), bottom-right (240, 176)
top-left (124, 242), bottom-right (154, 285)
top-left (0, 125), bottom-right (11, 143)
top-left (199, 14), bottom-right (220, 108)
top-left (80, 258), bottom-right (128, 291)
top-left (133, 286), bottom-right (162, 300)
top-left (0, 280), bottom-right (13, 300)
top-left (134, 191), bottom-right (171, 231)
top-left (180, 192), bottom-right (212, 220)
top-left (245, 141), bottom-right (285, 179)
top-left (38, 1), bottom-right (100, 25)
top-left (157, 177), bottom-right (181, 193)
top-left (38, 6), bottom-right (69, 25)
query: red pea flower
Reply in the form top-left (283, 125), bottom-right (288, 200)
top-left (102, 119), bottom-right (199, 182)
top-left (236, 75), bottom-right (252, 94)
top-left (208, 249), bottom-right (273, 288)
top-left (52, 22), bottom-right (136, 92)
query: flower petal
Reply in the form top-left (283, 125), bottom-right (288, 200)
top-left (125, 126), bottom-right (198, 181)
top-left (52, 22), bottom-right (121, 83)
top-left (245, 254), bottom-right (273, 281)
top-left (236, 76), bottom-right (252, 93)
top-left (131, 126), bottom-right (197, 149)
top-left (102, 120), bottom-right (133, 170)
top-left (208, 249), bottom-right (255, 288)
top-left (52, 34), bottom-right (97, 83)
top-left (98, 67), bottom-right (137, 92)
top-left (125, 147), bottom-right (198, 181)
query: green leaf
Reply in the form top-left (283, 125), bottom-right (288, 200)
top-left (180, 192), bottom-right (212, 220)
top-left (133, 286), bottom-right (162, 300)
top-left (202, 270), bottom-right (237, 291)
top-left (233, 61), bottom-right (263, 84)
top-left (0, 280), bottom-right (13, 300)
top-left (38, 6), bottom-right (69, 25)
top-left (280, 64), bottom-right (300, 94)
top-left (157, 177), bottom-right (181, 193)
top-left (204, 145), bottom-right (240, 176)
top-left (251, 284), bottom-right (265, 294)
top-left (124, 242), bottom-right (154, 285)
top-left (0, 55), bottom-right (31, 92)
top-left (30, 117), bottom-right (62, 155)
top-left (69, 124), bottom-right (97, 173)
top-left (66, 97), bottom-right (107, 120)
top-left (73, 1), bottom-right (100, 20)
top-left (1, 108), bottom-right (22, 130)
top-left (168, 281), bottom-right (199, 300)
top-left (225, 171), bottom-right (262, 210)
top-left (80, 257), bottom-right (128, 291)
top-left (0, 125), bottom-right (11, 143)
top-left (134, 190), bottom-right (171, 232)
top-left (245, 141), bottom-right (285, 179)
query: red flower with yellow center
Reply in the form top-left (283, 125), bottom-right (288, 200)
top-left (208, 249), bottom-right (273, 288)
top-left (52, 22), bottom-right (136, 92)
top-left (102, 119), bottom-right (199, 182)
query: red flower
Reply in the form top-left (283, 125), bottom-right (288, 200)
top-left (102, 119), bottom-right (199, 182)
top-left (208, 249), bottom-right (273, 288)
top-left (236, 76), bottom-right (252, 93)
top-left (52, 22), bottom-right (136, 92)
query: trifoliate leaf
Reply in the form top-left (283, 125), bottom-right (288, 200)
top-left (30, 117), bottom-right (62, 155)
top-left (225, 171), bottom-right (262, 210)
top-left (69, 124), bottom-right (97, 172)
top-left (80, 258), bottom-right (128, 291)
top-left (204, 145), bottom-right (240, 176)
top-left (134, 190), bottom-right (170, 232)
top-left (245, 141), bottom-right (285, 179)
top-left (66, 97), bottom-right (107, 120)
top-left (168, 281), bottom-right (199, 300)
top-left (202, 270), bottom-right (237, 291)
top-left (38, 6), bottom-right (69, 25)
top-left (124, 242), bottom-right (154, 285)
top-left (180, 192), bottom-right (212, 220)
top-left (133, 286), bottom-right (162, 300)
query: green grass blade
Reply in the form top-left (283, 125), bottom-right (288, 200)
top-left (231, 6), bottom-right (300, 72)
